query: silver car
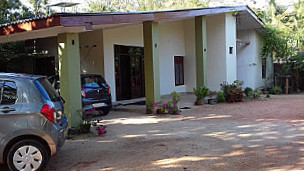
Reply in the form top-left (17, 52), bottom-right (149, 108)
top-left (0, 73), bottom-right (68, 171)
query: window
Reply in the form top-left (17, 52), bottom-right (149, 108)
top-left (36, 79), bottom-right (61, 102)
top-left (262, 58), bottom-right (267, 79)
top-left (174, 56), bottom-right (184, 86)
top-left (82, 75), bottom-right (106, 88)
top-left (0, 81), bottom-right (17, 105)
top-left (229, 47), bottom-right (234, 54)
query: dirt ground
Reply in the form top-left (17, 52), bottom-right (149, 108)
top-left (2, 94), bottom-right (304, 170)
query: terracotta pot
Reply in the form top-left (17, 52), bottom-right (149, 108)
top-left (195, 100), bottom-right (204, 105)
top-left (79, 124), bottom-right (91, 134)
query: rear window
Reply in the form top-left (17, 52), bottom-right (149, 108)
top-left (35, 78), bottom-right (61, 102)
top-left (0, 81), bottom-right (18, 105)
top-left (81, 75), bottom-right (106, 88)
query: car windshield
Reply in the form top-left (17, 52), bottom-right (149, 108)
top-left (82, 76), bottom-right (106, 88)
top-left (37, 78), bottom-right (61, 102)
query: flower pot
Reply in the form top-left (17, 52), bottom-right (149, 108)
top-left (195, 100), bottom-right (204, 106)
top-left (79, 124), bottom-right (91, 134)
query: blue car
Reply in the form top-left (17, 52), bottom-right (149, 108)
top-left (48, 74), bottom-right (112, 115)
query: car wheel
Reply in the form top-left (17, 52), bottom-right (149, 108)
top-left (7, 139), bottom-right (50, 171)
top-left (100, 107), bottom-right (110, 115)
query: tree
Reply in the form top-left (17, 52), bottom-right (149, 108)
top-left (0, 0), bottom-right (33, 23)
top-left (260, 0), bottom-right (302, 60)
top-left (259, 0), bottom-right (304, 90)
top-left (0, 0), bottom-right (35, 72)
top-left (29, 0), bottom-right (50, 16)
top-left (84, 0), bottom-right (210, 13)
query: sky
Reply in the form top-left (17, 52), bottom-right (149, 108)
top-left (20, 0), bottom-right (299, 12)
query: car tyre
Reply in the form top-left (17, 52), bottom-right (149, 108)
top-left (7, 139), bottom-right (50, 171)
top-left (100, 107), bottom-right (110, 115)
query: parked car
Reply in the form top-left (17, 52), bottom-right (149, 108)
top-left (48, 74), bottom-right (112, 115)
top-left (0, 73), bottom-right (68, 171)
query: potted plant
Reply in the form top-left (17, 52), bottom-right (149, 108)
top-left (77, 109), bottom-right (107, 135)
top-left (77, 109), bottom-right (91, 133)
top-left (154, 102), bottom-right (167, 114)
top-left (270, 86), bottom-right (282, 95)
top-left (193, 87), bottom-right (209, 105)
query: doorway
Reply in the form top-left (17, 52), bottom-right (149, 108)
top-left (115, 45), bottom-right (145, 101)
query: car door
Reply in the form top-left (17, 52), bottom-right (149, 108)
top-left (0, 80), bottom-right (22, 140)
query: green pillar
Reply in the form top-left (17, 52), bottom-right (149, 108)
top-left (195, 16), bottom-right (207, 88)
top-left (143, 21), bottom-right (160, 104)
top-left (58, 33), bottom-right (82, 128)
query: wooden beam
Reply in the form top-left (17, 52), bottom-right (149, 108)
top-left (0, 6), bottom-right (259, 38)
top-left (0, 16), bottom-right (61, 36)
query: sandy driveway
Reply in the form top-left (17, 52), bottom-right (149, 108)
top-left (2, 94), bottom-right (304, 170)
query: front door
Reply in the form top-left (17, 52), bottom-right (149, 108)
top-left (115, 45), bottom-right (145, 101)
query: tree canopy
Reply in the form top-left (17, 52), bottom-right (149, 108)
top-left (84, 0), bottom-right (209, 13)
top-left (0, 0), bottom-right (34, 23)
top-left (260, 0), bottom-right (304, 60)
top-left (0, 0), bottom-right (35, 72)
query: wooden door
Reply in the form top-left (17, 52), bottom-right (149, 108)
top-left (130, 55), bottom-right (145, 98)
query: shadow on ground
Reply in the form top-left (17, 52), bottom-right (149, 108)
top-left (43, 94), bottom-right (304, 170)
top-left (3, 94), bottom-right (304, 170)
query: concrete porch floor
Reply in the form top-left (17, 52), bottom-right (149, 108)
top-left (112, 92), bottom-right (198, 114)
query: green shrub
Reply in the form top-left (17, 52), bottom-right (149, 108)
top-left (217, 91), bottom-right (225, 103)
top-left (193, 87), bottom-right (209, 102)
top-left (244, 87), bottom-right (253, 97)
top-left (220, 80), bottom-right (244, 103)
top-left (249, 90), bottom-right (262, 99)
top-left (171, 91), bottom-right (181, 103)
top-left (266, 94), bottom-right (271, 98)
top-left (271, 86), bottom-right (282, 94)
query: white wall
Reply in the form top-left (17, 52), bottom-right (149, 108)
top-left (79, 30), bottom-right (104, 77)
top-left (103, 24), bottom-right (144, 102)
top-left (36, 33), bottom-right (105, 77)
top-left (206, 13), bottom-right (237, 91)
top-left (254, 31), bottom-right (265, 89)
top-left (184, 18), bottom-right (197, 92)
top-left (225, 13), bottom-right (237, 83)
top-left (237, 29), bottom-right (267, 90)
top-left (102, 21), bottom-right (192, 101)
top-left (159, 20), bottom-right (186, 95)
top-left (237, 30), bottom-right (256, 89)
top-left (206, 14), bottom-right (226, 91)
